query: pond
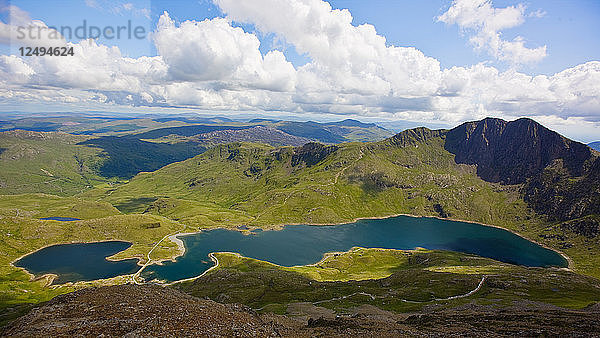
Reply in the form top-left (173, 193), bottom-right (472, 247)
top-left (39, 217), bottom-right (81, 221)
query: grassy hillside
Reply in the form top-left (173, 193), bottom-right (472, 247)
top-left (0, 116), bottom-right (394, 185)
top-left (0, 131), bottom-right (113, 196)
top-left (95, 137), bottom-right (537, 230)
top-left (0, 129), bottom-right (209, 195)
top-left (177, 248), bottom-right (600, 314)
top-left (78, 136), bottom-right (206, 179)
top-left (0, 118), bottom-right (598, 327)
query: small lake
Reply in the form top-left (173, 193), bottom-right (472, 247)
top-left (14, 241), bottom-right (139, 284)
top-left (142, 216), bottom-right (568, 283)
top-left (39, 217), bottom-right (81, 221)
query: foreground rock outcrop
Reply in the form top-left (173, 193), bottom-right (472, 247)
top-left (2, 285), bottom-right (277, 337)
top-left (3, 285), bottom-right (600, 337)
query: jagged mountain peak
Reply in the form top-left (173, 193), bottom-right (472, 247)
top-left (444, 117), bottom-right (593, 184)
top-left (388, 127), bottom-right (445, 147)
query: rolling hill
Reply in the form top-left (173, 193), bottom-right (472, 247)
top-left (0, 130), bottom-right (110, 196)
top-left (0, 130), bottom-right (207, 192)
top-left (0, 115), bottom-right (393, 142)
top-left (0, 117), bottom-right (393, 193)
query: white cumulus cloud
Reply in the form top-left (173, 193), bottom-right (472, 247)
top-left (437, 0), bottom-right (547, 66)
top-left (153, 12), bottom-right (296, 91)
top-left (216, 0), bottom-right (442, 97)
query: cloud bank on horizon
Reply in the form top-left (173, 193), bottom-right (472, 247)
top-left (0, 0), bottom-right (599, 139)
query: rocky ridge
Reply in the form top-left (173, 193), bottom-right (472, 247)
top-left (3, 285), bottom-right (600, 337)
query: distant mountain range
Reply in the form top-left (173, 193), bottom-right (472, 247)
top-left (0, 116), bottom-right (392, 144)
top-left (590, 141), bottom-right (600, 151)
top-left (192, 126), bottom-right (310, 146)
top-left (0, 116), bottom-right (393, 180)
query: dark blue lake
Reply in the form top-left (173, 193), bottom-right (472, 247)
top-left (39, 217), bottom-right (81, 221)
top-left (14, 241), bottom-right (139, 284)
top-left (142, 216), bottom-right (568, 283)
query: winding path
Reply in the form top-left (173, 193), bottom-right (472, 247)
top-left (437, 275), bottom-right (486, 301)
top-left (253, 275), bottom-right (487, 310)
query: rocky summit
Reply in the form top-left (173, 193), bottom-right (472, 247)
top-left (444, 117), bottom-right (593, 184)
top-left (3, 285), bottom-right (600, 337)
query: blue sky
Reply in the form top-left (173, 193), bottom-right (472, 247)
top-left (4, 0), bottom-right (598, 74)
top-left (0, 0), bottom-right (599, 141)
top-left (331, 0), bottom-right (600, 75)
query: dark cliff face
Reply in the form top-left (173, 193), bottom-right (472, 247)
top-left (440, 117), bottom-right (599, 235)
top-left (444, 117), bottom-right (592, 185)
top-left (291, 142), bottom-right (338, 167)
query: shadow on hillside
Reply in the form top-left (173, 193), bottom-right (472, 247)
top-left (78, 136), bottom-right (206, 179)
top-left (113, 197), bottom-right (158, 214)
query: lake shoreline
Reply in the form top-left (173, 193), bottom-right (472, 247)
top-left (11, 213), bottom-right (573, 285)
top-left (10, 239), bottom-right (142, 283)
top-left (162, 251), bottom-right (231, 286)
top-left (169, 213), bottom-right (573, 270)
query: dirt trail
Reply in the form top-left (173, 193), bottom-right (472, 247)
top-left (307, 275), bottom-right (487, 306)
